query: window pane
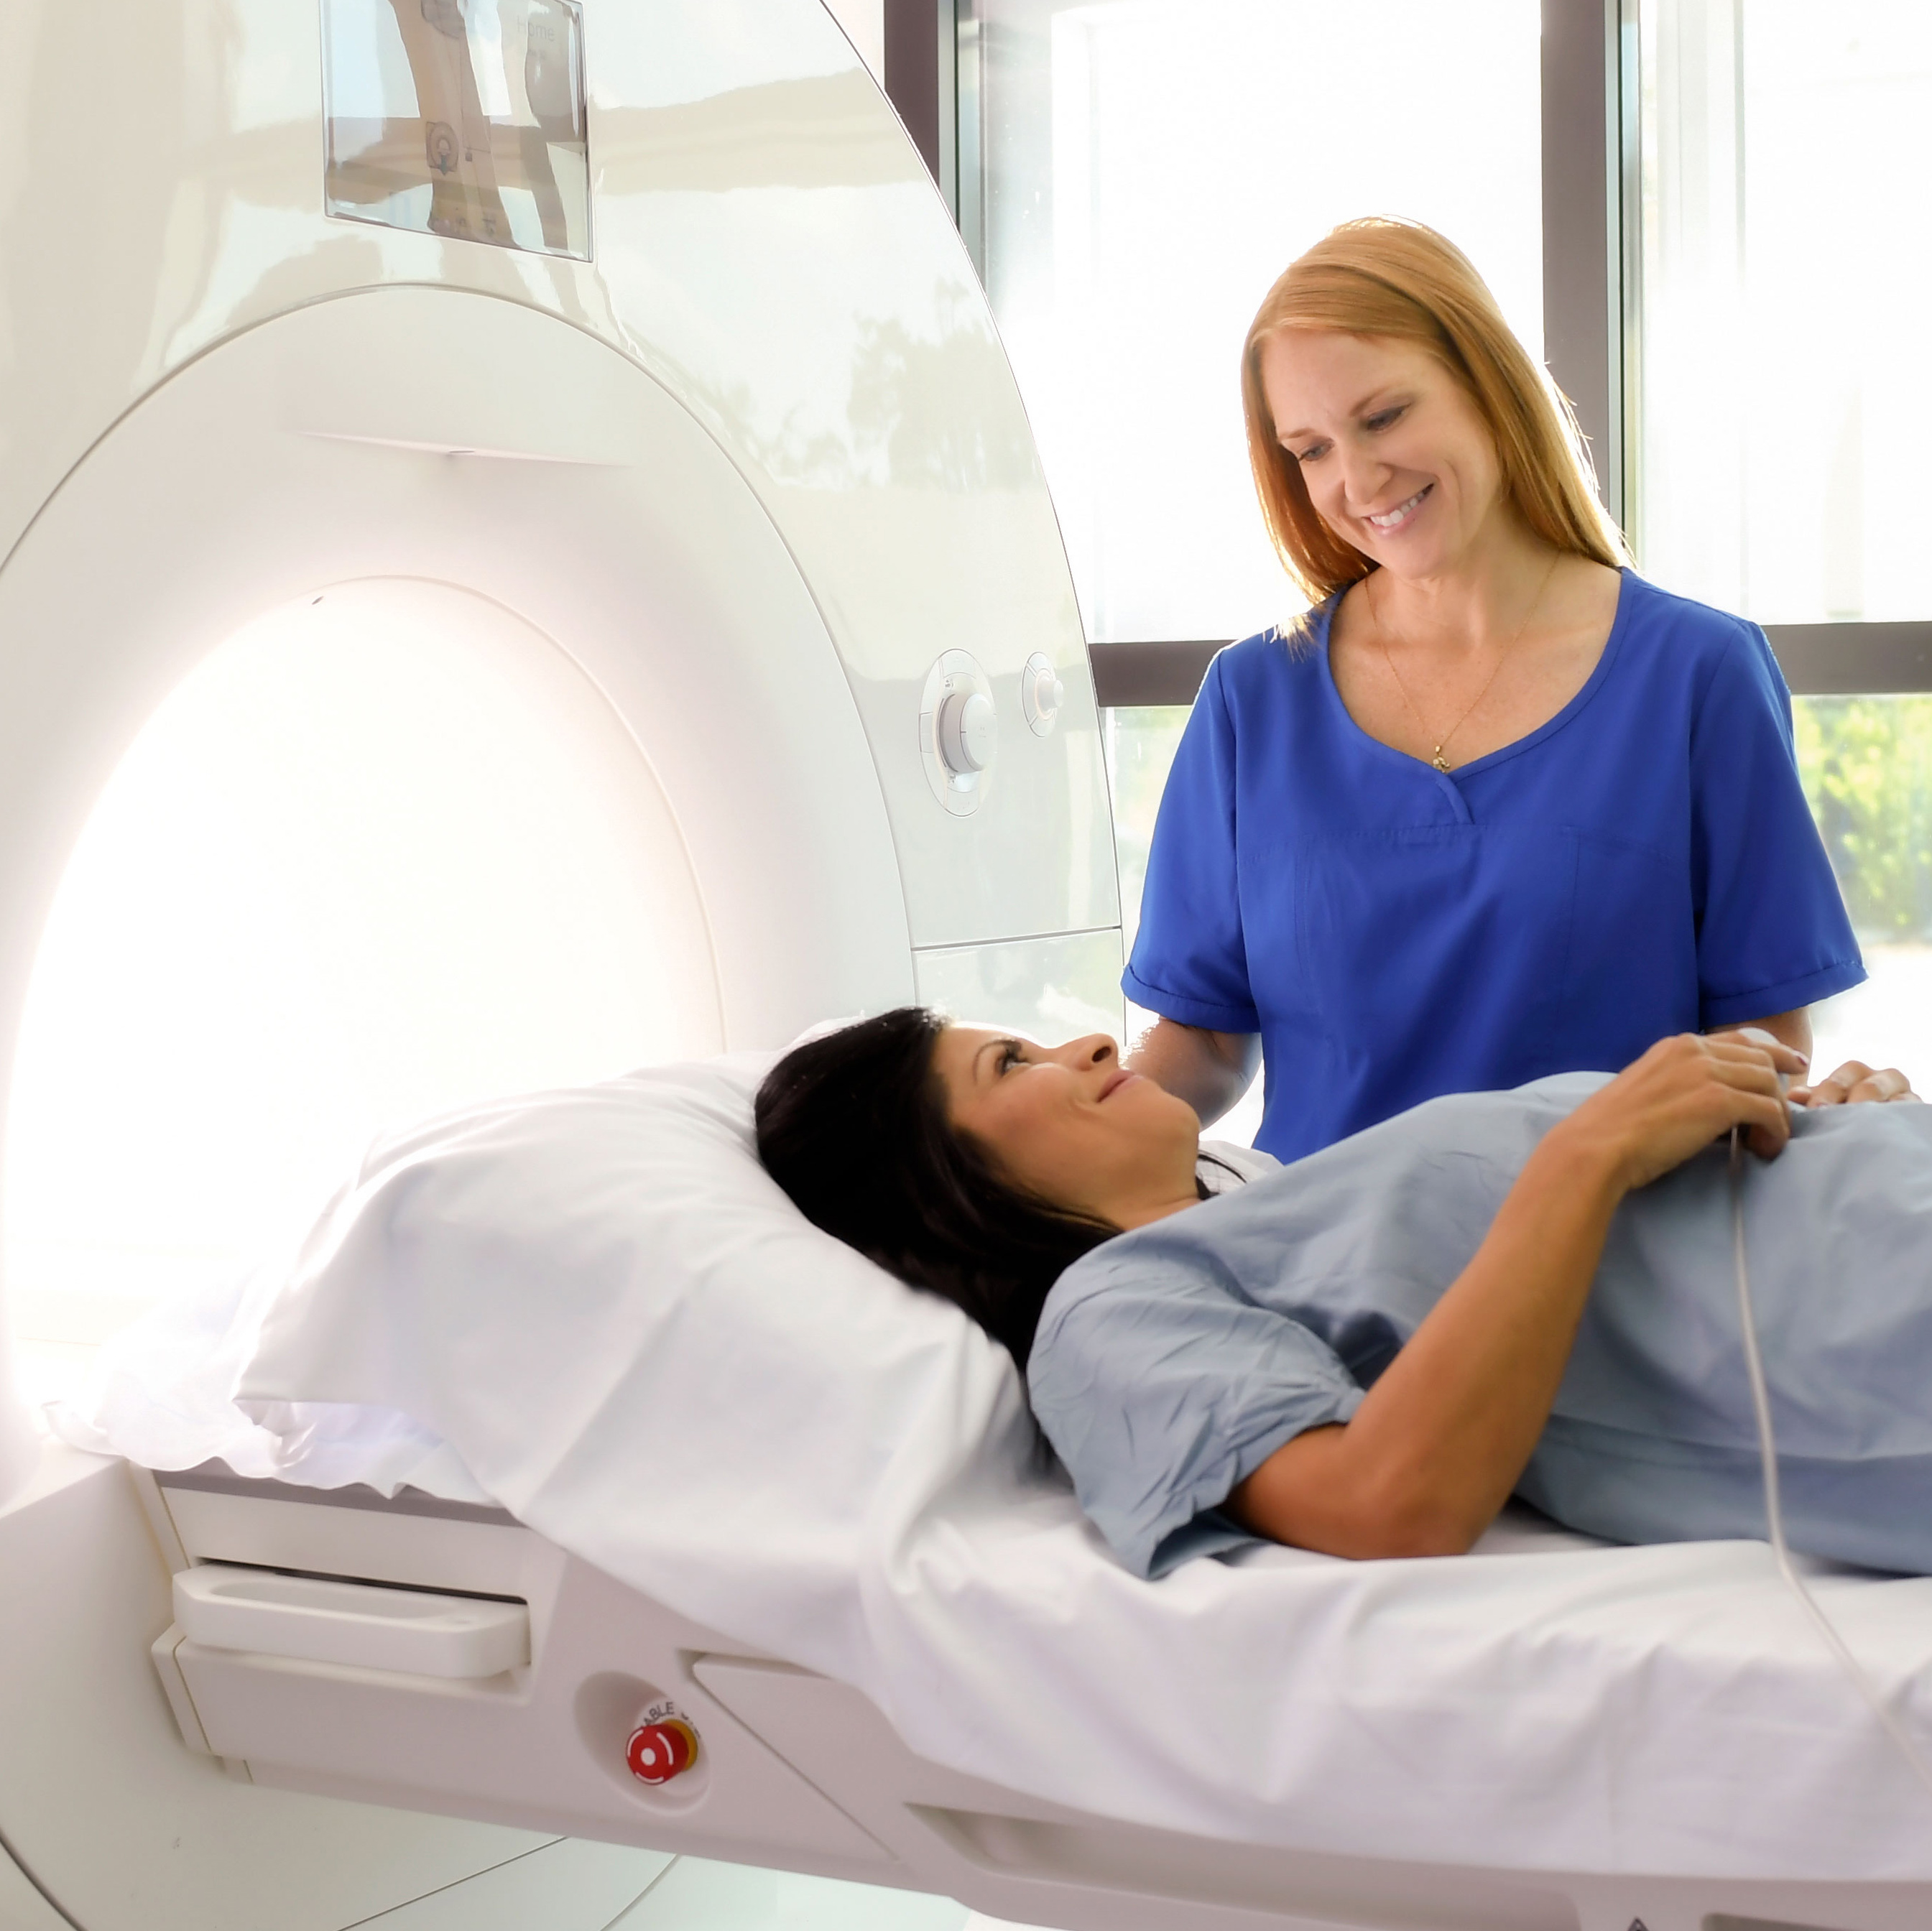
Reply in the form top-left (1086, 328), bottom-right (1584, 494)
top-left (1104, 705), bottom-right (1262, 1145)
top-left (977, 0), bottom-right (1543, 643)
top-left (1795, 695), bottom-right (1932, 1085)
top-left (1637, 1), bottom-right (1932, 621)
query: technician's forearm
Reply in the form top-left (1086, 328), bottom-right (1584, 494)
top-left (1126, 1018), bottom-right (1258, 1126)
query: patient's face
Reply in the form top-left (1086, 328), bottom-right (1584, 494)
top-left (932, 1024), bottom-right (1202, 1226)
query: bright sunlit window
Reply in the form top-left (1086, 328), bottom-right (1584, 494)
top-left (1636, 0), bottom-right (1932, 1088)
top-left (1637, 0), bottom-right (1932, 625)
top-left (977, 0), bottom-right (1543, 644)
top-left (6, 581), bottom-right (719, 1391)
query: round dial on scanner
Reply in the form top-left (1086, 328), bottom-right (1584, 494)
top-left (1021, 652), bottom-right (1065, 736)
top-left (918, 650), bottom-right (997, 815)
top-left (939, 689), bottom-right (996, 773)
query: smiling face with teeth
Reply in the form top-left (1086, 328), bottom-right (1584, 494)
top-left (1257, 330), bottom-right (1514, 585)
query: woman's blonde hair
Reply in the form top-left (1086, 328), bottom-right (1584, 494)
top-left (1242, 217), bottom-right (1629, 606)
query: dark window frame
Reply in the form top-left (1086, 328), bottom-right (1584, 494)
top-left (884, 0), bottom-right (1932, 704)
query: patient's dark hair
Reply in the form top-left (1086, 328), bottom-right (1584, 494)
top-left (754, 1008), bottom-right (1117, 1369)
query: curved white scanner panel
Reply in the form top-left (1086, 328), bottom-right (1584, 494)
top-left (0, 287), bottom-right (913, 1075)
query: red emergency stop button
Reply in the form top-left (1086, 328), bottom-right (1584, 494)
top-left (626, 1716), bottom-right (699, 1785)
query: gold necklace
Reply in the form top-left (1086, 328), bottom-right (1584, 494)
top-left (1372, 557), bottom-right (1560, 774)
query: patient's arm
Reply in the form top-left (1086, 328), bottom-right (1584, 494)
top-left (1226, 1033), bottom-right (1793, 1562)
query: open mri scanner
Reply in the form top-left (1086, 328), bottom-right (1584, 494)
top-left (1, 5), bottom-right (1929, 1930)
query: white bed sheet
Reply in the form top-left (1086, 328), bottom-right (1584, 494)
top-left (53, 1056), bottom-right (1932, 1882)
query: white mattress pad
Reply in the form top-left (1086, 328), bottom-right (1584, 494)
top-left (52, 1055), bottom-right (1932, 1881)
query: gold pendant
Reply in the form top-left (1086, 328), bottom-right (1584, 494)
top-left (1432, 749), bottom-right (1451, 774)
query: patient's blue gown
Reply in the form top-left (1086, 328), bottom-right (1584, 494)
top-left (1027, 1075), bottom-right (1932, 1578)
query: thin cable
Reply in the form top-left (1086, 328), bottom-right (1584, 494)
top-left (1727, 1124), bottom-right (1932, 1800)
top-left (0, 1818), bottom-right (87, 1930)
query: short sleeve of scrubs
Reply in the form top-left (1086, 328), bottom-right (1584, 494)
top-left (1690, 624), bottom-right (1857, 1024)
top-left (1123, 575), bottom-right (1864, 1161)
top-left (1123, 664), bottom-right (1260, 1035)
top-left (1028, 1243), bottom-right (1364, 1578)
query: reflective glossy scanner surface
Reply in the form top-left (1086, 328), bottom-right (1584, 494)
top-left (323, 0), bottom-right (590, 257)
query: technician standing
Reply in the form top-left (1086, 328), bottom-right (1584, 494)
top-left (1125, 218), bottom-right (1867, 1162)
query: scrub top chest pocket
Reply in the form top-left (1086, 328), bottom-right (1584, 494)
top-left (1291, 820), bottom-right (1580, 1089)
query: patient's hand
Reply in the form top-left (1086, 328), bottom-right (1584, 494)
top-left (1790, 1061), bottom-right (1920, 1107)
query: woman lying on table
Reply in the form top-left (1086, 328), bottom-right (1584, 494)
top-left (757, 1010), bottom-right (1924, 1578)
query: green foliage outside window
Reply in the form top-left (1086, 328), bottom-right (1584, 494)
top-left (1793, 697), bottom-right (1932, 940)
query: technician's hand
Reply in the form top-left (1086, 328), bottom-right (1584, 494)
top-left (1790, 1060), bottom-right (1921, 1107)
top-left (1705, 1027), bottom-right (1809, 1084)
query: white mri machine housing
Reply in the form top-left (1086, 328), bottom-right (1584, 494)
top-left (0, 6), bottom-right (1926, 1931)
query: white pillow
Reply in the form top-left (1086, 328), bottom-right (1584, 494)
top-left (232, 1057), bottom-right (1035, 1657)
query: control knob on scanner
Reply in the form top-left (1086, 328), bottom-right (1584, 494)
top-left (938, 688), bottom-right (997, 774)
top-left (1021, 652), bottom-right (1064, 736)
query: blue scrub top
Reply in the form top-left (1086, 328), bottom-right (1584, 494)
top-left (1125, 570), bottom-right (1865, 1162)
